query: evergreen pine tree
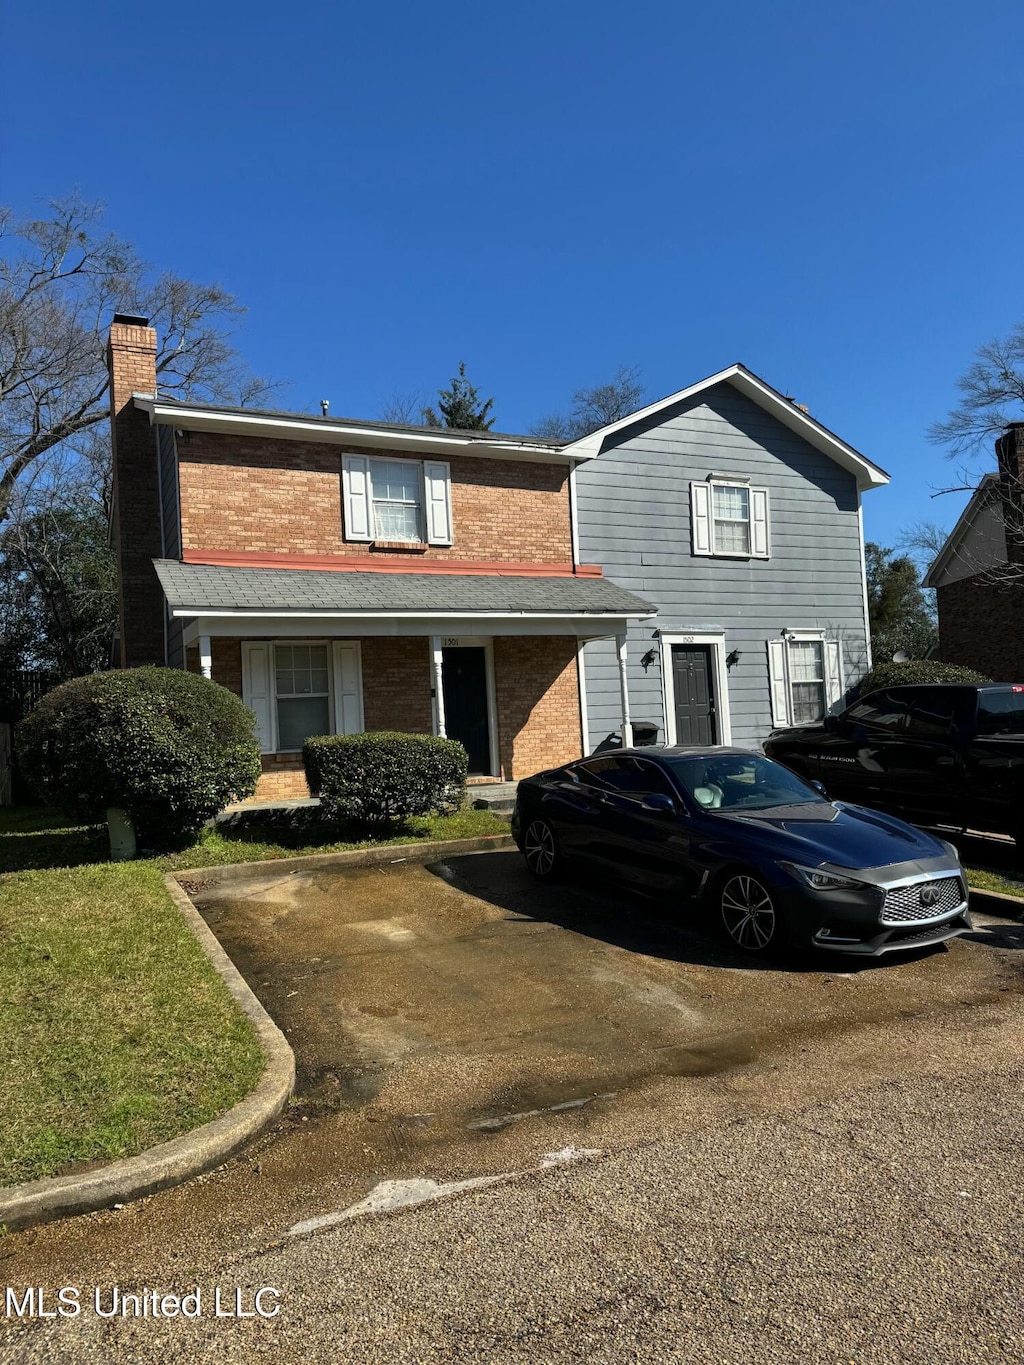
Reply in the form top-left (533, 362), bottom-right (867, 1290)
top-left (423, 363), bottom-right (495, 430)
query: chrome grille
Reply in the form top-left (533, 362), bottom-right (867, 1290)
top-left (881, 876), bottom-right (965, 925)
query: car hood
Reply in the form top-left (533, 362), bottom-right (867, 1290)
top-left (711, 801), bottom-right (947, 870)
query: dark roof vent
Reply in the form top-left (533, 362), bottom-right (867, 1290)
top-left (112, 312), bottom-right (149, 327)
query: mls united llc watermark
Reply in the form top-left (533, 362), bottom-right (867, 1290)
top-left (5, 1286), bottom-right (282, 1320)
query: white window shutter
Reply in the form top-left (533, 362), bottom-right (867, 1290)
top-left (241, 642), bottom-right (274, 753)
top-left (423, 461), bottom-right (453, 545)
top-left (767, 639), bottom-right (790, 728)
top-left (824, 638), bottom-right (844, 708)
top-left (332, 641), bottom-right (364, 734)
top-left (342, 454), bottom-right (372, 542)
top-left (691, 481), bottom-right (713, 555)
top-left (751, 487), bottom-right (770, 558)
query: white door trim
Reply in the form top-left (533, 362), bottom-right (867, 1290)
top-left (433, 636), bottom-right (500, 778)
top-left (659, 632), bottom-right (732, 746)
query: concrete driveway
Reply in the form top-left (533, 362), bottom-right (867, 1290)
top-left (194, 849), bottom-right (1013, 1143)
top-left (3, 849), bottom-right (1023, 1364)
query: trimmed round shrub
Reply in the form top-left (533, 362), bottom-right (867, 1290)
top-left (16, 667), bottom-right (262, 848)
top-left (304, 731), bottom-right (468, 827)
top-left (856, 659), bottom-right (990, 699)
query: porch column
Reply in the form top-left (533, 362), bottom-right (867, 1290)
top-left (198, 634), bottom-right (213, 680)
top-left (430, 635), bottom-right (447, 737)
top-left (616, 633), bottom-right (633, 748)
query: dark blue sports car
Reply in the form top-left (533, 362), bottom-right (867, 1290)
top-left (510, 747), bottom-right (971, 957)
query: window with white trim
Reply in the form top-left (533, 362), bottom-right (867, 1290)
top-left (274, 644), bottom-right (331, 751)
top-left (691, 479), bottom-right (770, 558)
top-left (788, 639), bottom-right (826, 725)
top-left (342, 454), bottom-right (452, 545)
top-left (767, 635), bottom-right (844, 728)
top-left (242, 640), bottom-right (364, 754)
top-left (370, 459), bottom-right (422, 540)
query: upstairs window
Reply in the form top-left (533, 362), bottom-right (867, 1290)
top-left (370, 459), bottom-right (422, 540)
top-left (691, 479), bottom-right (770, 558)
top-left (342, 454), bottom-right (452, 545)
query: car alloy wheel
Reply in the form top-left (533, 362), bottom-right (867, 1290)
top-left (523, 818), bottom-right (558, 880)
top-left (720, 873), bottom-right (778, 953)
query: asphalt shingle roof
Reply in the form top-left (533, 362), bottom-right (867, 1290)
top-left (153, 560), bottom-right (654, 617)
top-left (146, 394), bottom-right (565, 448)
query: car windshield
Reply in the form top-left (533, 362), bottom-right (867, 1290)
top-left (664, 754), bottom-right (827, 812)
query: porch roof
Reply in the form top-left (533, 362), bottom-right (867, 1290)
top-left (154, 559), bottom-right (654, 619)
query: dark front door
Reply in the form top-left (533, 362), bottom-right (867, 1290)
top-left (442, 647), bottom-right (491, 775)
top-left (672, 645), bottom-right (717, 745)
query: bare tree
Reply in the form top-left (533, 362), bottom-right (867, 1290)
top-left (0, 449), bottom-right (117, 685)
top-left (532, 365), bottom-right (645, 441)
top-left (929, 323), bottom-right (1024, 458)
top-left (379, 390), bottom-right (427, 425)
top-left (0, 194), bottom-right (276, 528)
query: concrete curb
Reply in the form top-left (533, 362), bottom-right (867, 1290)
top-left (0, 877), bottom-right (295, 1234)
top-left (968, 885), bottom-right (1024, 920)
top-left (173, 832), bottom-right (517, 893)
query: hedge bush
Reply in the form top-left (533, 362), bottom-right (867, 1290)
top-left (856, 659), bottom-right (990, 698)
top-left (17, 667), bottom-right (262, 848)
top-left (304, 731), bottom-right (468, 827)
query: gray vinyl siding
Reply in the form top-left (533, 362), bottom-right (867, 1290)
top-left (576, 382), bottom-right (870, 752)
top-left (156, 423), bottom-right (184, 667)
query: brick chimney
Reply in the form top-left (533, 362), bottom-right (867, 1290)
top-left (107, 315), bottom-right (165, 666)
top-left (995, 422), bottom-right (1024, 569)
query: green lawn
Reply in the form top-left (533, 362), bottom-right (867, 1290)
top-left (0, 803), bottom-right (507, 1187)
top-left (964, 866), bottom-right (1024, 901)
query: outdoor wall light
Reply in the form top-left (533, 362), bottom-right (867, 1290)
top-left (640, 649), bottom-right (659, 672)
top-left (726, 649), bottom-right (742, 668)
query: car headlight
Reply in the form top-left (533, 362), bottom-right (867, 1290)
top-left (780, 862), bottom-right (867, 891)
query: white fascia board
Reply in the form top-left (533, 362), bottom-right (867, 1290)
top-left (134, 397), bottom-right (574, 466)
top-left (181, 611), bottom-right (652, 643)
top-left (563, 364), bottom-right (890, 491)
top-left (922, 473), bottom-right (1001, 588)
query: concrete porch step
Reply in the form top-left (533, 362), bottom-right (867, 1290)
top-left (468, 782), bottom-right (519, 815)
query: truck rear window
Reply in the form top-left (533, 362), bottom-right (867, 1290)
top-left (977, 690), bottom-right (1024, 736)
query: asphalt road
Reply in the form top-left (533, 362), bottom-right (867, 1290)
top-left (1, 870), bottom-right (1022, 1363)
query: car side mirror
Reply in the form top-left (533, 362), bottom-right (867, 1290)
top-left (823, 715), bottom-right (839, 733)
top-left (642, 793), bottom-right (676, 814)
top-left (810, 780), bottom-right (827, 797)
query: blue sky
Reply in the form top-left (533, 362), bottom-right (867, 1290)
top-left (5, 0), bottom-right (1024, 549)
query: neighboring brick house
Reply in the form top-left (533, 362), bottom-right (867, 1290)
top-left (106, 316), bottom-right (652, 799)
top-left (924, 424), bottom-right (1024, 682)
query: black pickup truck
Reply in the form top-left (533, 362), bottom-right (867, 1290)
top-left (764, 683), bottom-right (1024, 846)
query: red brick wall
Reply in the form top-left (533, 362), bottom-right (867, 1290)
top-left (361, 638), bottom-right (433, 733)
top-left (194, 632), bottom-right (582, 798)
top-left (936, 575), bottom-right (1024, 682)
top-left (494, 636), bottom-right (581, 779)
top-left (108, 322), bottom-right (165, 666)
top-left (177, 436), bottom-right (572, 565)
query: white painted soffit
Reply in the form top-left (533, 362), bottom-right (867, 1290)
top-left (562, 363), bottom-right (890, 491)
top-left (133, 396), bottom-right (581, 466)
top-left (178, 611), bottom-right (651, 643)
top-left (922, 472), bottom-right (1002, 588)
